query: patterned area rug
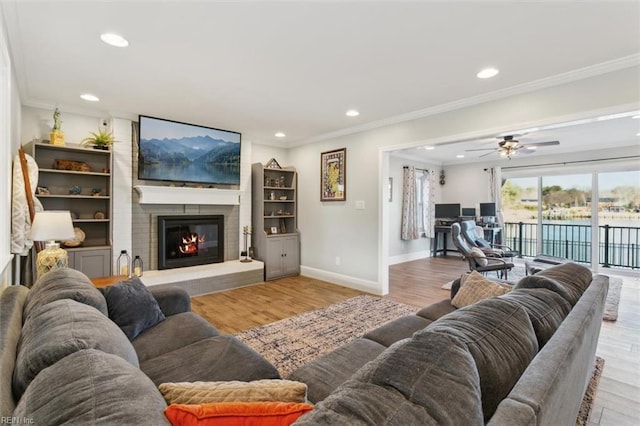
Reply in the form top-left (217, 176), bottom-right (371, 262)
top-left (576, 356), bottom-right (605, 426)
top-left (235, 295), bottom-right (417, 377)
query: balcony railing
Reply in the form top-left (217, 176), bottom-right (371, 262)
top-left (503, 222), bottom-right (640, 269)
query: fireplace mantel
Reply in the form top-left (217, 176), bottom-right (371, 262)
top-left (134, 185), bottom-right (240, 205)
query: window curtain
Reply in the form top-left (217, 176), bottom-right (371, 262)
top-left (401, 166), bottom-right (419, 240)
top-left (489, 167), bottom-right (504, 227)
top-left (420, 170), bottom-right (436, 238)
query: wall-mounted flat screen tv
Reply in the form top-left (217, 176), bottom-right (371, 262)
top-left (138, 115), bottom-right (241, 186)
top-left (480, 202), bottom-right (496, 217)
top-left (435, 203), bottom-right (460, 218)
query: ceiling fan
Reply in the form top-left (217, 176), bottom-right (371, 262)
top-left (466, 135), bottom-right (560, 159)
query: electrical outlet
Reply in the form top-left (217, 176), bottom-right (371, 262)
top-left (335, 256), bottom-right (341, 266)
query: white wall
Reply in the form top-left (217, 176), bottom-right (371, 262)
top-left (251, 143), bottom-right (289, 167)
top-left (387, 155), bottom-right (438, 264)
top-left (291, 66), bottom-right (640, 294)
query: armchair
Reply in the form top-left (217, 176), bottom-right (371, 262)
top-left (460, 220), bottom-right (519, 259)
top-left (451, 223), bottom-right (514, 279)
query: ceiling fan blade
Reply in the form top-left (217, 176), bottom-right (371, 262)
top-left (479, 151), bottom-right (496, 158)
top-left (521, 140), bottom-right (560, 147)
top-left (466, 148), bottom-right (497, 152)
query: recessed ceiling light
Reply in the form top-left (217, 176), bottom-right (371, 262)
top-left (477, 67), bottom-right (499, 79)
top-left (80, 93), bottom-right (100, 102)
top-left (424, 146), bottom-right (435, 150)
top-left (346, 109), bottom-right (360, 117)
top-left (275, 132), bottom-right (286, 138)
top-left (632, 115), bottom-right (640, 119)
top-left (456, 154), bottom-right (465, 159)
top-left (100, 33), bottom-right (129, 47)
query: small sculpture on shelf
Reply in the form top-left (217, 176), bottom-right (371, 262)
top-left (69, 185), bottom-right (82, 195)
top-left (50, 108), bottom-right (65, 146)
top-left (91, 188), bottom-right (102, 196)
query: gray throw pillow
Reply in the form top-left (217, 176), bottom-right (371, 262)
top-left (23, 267), bottom-right (107, 321)
top-left (14, 349), bottom-right (169, 425)
top-left (99, 277), bottom-right (166, 341)
top-left (13, 299), bottom-right (138, 399)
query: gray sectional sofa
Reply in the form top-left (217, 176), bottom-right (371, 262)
top-left (1, 262), bottom-right (608, 425)
top-left (291, 262), bottom-right (609, 425)
top-left (0, 268), bottom-right (279, 424)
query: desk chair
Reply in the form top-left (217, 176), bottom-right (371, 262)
top-left (460, 220), bottom-right (519, 259)
top-left (451, 223), bottom-right (513, 279)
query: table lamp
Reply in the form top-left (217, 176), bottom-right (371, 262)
top-left (28, 210), bottom-right (76, 278)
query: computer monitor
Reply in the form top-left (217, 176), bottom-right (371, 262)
top-left (479, 202), bottom-right (496, 217)
top-left (435, 203), bottom-right (461, 219)
top-left (461, 207), bottom-right (476, 217)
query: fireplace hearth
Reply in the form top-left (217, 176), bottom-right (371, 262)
top-left (157, 215), bottom-right (224, 270)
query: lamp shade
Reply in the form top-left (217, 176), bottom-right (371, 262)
top-left (28, 211), bottom-right (75, 242)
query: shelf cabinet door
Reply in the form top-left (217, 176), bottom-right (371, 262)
top-left (69, 248), bottom-right (111, 278)
top-left (282, 235), bottom-right (300, 276)
top-left (265, 237), bottom-right (285, 279)
top-left (264, 235), bottom-right (299, 280)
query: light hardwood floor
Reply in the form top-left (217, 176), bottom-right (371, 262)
top-left (191, 257), bottom-right (640, 425)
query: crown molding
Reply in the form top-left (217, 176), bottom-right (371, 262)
top-left (292, 54), bottom-right (640, 148)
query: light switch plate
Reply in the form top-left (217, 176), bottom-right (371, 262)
top-left (355, 200), bottom-right (365, 210)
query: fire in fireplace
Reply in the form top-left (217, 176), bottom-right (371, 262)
top-left (157, 215), bottom-right (224, 270)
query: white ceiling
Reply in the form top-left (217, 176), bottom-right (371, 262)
top-left (2, 1), bottom-right (640, 154)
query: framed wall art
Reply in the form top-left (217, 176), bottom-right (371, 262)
top-left (320, 148), bottom-right (346, 202)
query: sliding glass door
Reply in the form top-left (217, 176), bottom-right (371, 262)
top-left (540, 174), bottom-right (592, 263)
top-left (597, 171), bottom-right (640, 268)
top-left (501, 169), bottom-right (640, 270)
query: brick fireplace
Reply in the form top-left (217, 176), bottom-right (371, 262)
top-left (131, 202), bottom-right (239, 271)
top-left (157, 215), bottom-right (225, 270)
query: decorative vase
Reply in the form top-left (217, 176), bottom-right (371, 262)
top-left (50, 130), bottom-right (65, 146)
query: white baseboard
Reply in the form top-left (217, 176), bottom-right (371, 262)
top-left (300, 266), bottom-right (382, 295)
top-left (387, 251), bottom-right (430, 265)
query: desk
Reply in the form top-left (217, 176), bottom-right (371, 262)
top-left (433, 225), bottom-right (457, 257)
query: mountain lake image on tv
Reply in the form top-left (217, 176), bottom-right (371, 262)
top-left (138, 115), bottom-right (241, 186)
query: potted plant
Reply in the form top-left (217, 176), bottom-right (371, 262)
top-left (81, 128), bottom-right (115, 150)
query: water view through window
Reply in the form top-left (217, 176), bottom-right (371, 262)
top-left (501, 170), bottom-right (640, 269)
